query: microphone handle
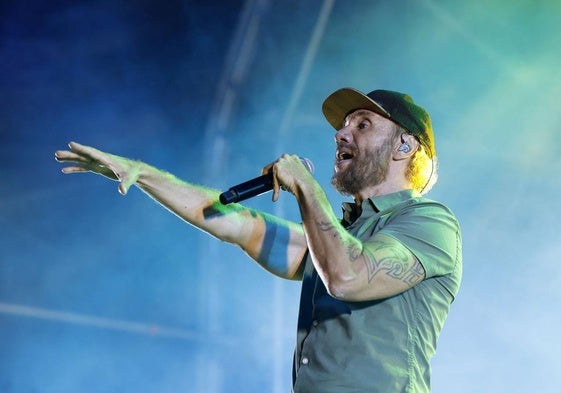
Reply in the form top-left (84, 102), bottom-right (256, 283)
top-left (219, 174), bottom-right (273, 205)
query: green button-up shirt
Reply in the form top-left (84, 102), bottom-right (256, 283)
top-left (292, 190), bottom-right (462, 393)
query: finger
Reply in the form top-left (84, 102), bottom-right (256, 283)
top-left (68, 142), bottom-right (108, 164)
top-left (61, 166), bottom-right (90, 174)
top-left (271, 165), bottom-right (281, 202)
top-left (261, 162), bottom-right (274, 176)
top-left (55, 150), bottom-right (90, 164)
top-left (54, 150), bottom-right (67, 161)
top-left (67, 141), bottom-right (92, 157)
top-left (68, 141), bottom-right (91, 153)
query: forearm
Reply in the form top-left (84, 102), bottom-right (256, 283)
top-left (135, 162), bottom-right (307, 279)
top-left (135, 162), bottom-right (239, 240)
top-left (294, 181), bottom-right (363, 294)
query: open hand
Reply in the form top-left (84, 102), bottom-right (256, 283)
top-left (54, 142), bottom-right (141, 195)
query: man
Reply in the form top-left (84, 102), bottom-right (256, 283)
top-left (55, 88), bottom-right (462, 392)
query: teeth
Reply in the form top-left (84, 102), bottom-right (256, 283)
top-left (336, 145), bottom-right (354, 161)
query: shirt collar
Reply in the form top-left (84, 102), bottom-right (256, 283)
top-left (342, 189), bottom-right (415, 225)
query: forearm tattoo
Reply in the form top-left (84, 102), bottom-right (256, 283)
top-left (318, 220), bottom-right (344, 239)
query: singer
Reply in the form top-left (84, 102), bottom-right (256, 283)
top-left (55, 87), bottom-right (462, 393)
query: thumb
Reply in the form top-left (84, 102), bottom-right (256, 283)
top-left (116, 163), bottom-right (140, 195)
top-left (271, 168), bottom-right (281, 202)
top-left (118, 182), bottom-right (129, 195)
top-left (118, 176), bottom-right (135, 195)
top-left (272, 187), bottom-right (280, 202)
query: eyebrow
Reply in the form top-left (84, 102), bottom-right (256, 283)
top-left (344, 109), bottom-right (376, 124)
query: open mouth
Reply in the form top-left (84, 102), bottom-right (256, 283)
top-left (336, 148), bottom-right (355, 162)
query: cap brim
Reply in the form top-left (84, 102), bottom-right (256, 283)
top-left (322, 88), bottom-right (389, 130)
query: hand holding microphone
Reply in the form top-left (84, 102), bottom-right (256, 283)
top-left (219, 155), bottom-right (314, 205)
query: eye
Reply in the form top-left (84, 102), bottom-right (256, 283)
top-left (358, 121), bottom-right (370, 130)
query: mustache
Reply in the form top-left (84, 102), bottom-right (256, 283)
top-left (335, 142), bottom-right (358, 158)
top-left (336, 141), bottom-right (356, 150)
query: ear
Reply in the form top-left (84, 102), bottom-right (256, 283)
top-left (393, 133), bottom-right (419, 160)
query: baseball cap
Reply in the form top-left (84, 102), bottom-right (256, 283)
top-left (322, 88), bottom-right (436, 157)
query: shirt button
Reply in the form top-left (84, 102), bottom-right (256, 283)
top-left (301, 357), bottom-right (309, 365)
top-left (312, 320), bottom-right (318, 327)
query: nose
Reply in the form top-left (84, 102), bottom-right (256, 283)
top-left (335, 125), bottom-right (352, 143)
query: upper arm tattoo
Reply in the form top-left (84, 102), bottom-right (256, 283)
top-left (317, 220), bottom-right (424, 287)
top-left (360, 238), bottom-right (425, 285)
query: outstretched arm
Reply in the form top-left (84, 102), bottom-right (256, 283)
top-left (55, 142), bottom-right (308, 280)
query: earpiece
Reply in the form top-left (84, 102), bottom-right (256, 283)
top-left (398, 133), bottom-right (412, 154)
top-left (397, 143), bottom-right (411, 153)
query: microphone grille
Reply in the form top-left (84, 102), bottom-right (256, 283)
top-left (300, 157), bottom-right (314, 174)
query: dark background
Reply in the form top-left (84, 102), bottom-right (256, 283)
top-left (1, 1), bottom-right (560, 392)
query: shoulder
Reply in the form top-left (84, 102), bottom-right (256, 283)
top-left (381, 196), bottom-right (462, 278)
top-left (389, 196), bottom-right (460, 230)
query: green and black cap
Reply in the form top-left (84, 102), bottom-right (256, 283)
top-left (322, 88), bottom-right (436, 158)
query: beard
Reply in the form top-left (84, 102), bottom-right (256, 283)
top-left (331, 140), bottom-right (393, 196)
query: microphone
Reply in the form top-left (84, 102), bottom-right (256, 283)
top-left (219, 157), bottom-right (314, 205)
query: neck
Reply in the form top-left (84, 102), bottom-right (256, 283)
top-left (353, 168), bottom-right (411, 207)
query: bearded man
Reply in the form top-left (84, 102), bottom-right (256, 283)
top-left (55, 88), bottom-right (462, 393)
